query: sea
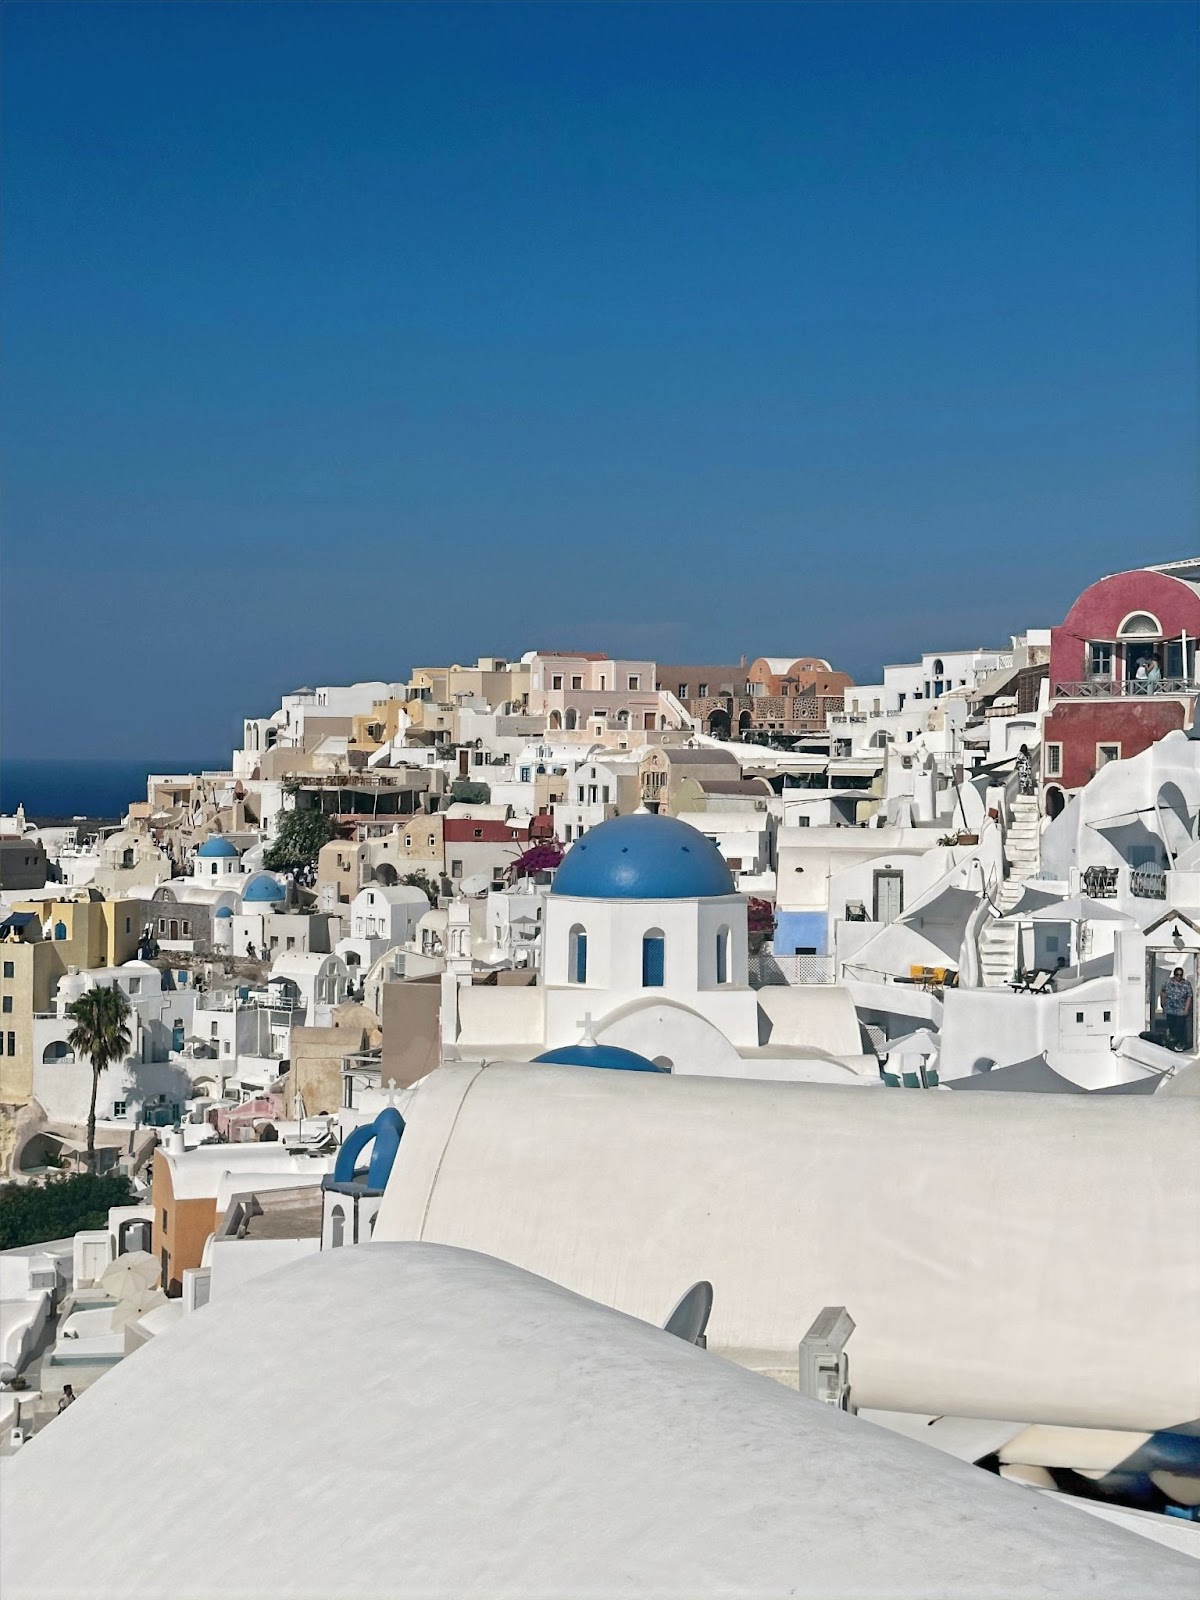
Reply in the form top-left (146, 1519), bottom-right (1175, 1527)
top-left (0, 759), bottom-right (228, 824)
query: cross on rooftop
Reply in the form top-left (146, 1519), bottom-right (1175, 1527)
top-left (576, 1011), bottom-right (597, 1043)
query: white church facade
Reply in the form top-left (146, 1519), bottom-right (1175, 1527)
top-left (440, 813), bottom-right (876, 1082)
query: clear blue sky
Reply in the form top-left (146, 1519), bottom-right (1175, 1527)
top-left (3, 1), bottom-right (1197, 760)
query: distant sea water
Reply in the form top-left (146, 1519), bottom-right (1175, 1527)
top-left (0, 758), bottom-right (228, 822)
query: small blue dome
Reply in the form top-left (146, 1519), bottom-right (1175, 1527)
top-left (196, 836), bottom-right (240, 858)
top-left (215, 906), bottom-right (234, 919)
top-left (551, 813), bottom-right (735, 900)
top-left (534, 1043), bottom-right (667, 1074)
top-left (243, 876), bottom-right (287, 903)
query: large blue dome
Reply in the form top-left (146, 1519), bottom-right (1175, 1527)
top-left (550, 813), bottom-right (735, 900)
top-left (196, 836), bottom-right (240, 858)
top-left (533, 1043), bottom-right (667, 1074)
top-left (243, 875), bottom-right (287, 903)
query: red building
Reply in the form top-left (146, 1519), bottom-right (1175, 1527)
top-left (1043, 560), bottom-right (1200, 805)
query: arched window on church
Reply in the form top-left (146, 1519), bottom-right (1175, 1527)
top-left (330, 1205), bottom-right (345, 1249)
top-left (569, 924), bottom-right (588, 984)
top-left (716, 925), bottom-right (731, 985)
top-left (642, 929), bottom-right (665, 988)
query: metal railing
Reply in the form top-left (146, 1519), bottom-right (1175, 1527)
top-left (1053, 677), bottom-right (1196, 699)
top-left (1130, 866), bottom-right (1167, 899)
top-left (750, 952), bottom-right (835, 986)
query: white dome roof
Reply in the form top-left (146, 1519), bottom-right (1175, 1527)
top-left (0, 1245), bottom-right (1190, 1599)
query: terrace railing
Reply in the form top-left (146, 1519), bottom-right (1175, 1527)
top-left (1053, 677), bottom-right (1196, 699)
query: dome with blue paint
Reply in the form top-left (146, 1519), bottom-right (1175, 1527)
top-left (196, 836), bottom-right (240, 859)
top-left (215, 906), bottom-right (234, 919)
top-left (550, 813), bottom-right (735, 901)
top-left (534, 1042), bottom-right (668, 1073)
top-left (243, 875), bottom-right (287, 904)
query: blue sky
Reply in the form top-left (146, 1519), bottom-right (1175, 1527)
top-left (3, 1), bottom-right (1197, 760)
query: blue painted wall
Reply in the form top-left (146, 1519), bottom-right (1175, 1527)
top-left (772, 911), bottom-right (829, 956)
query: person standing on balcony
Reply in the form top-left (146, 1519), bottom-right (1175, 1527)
top-left (1160, 967), bottom-right (1193, 1052)
top-left (1133, 658), bottom-right (1149, 693)
top-left (1146, 656), bottom-right (1162, 691)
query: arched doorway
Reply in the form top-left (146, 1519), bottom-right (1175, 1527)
top-left (1044, 785), bottom-right (1065, 820)
top-left (738, 711), bottom-right (753, 735)
top-left (707, 708), bottom-right (731, 739)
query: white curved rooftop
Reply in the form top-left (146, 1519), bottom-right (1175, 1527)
top-left (1, 1244), bottom-right (1191, 1599)
top-left (269, 951), bottom-right (344, 979)
top-left (374, 1065), bottom-right (1200, 1431)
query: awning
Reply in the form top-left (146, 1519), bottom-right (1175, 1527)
top-left (999, 886), bottom-right (1067, 920)
top-left (897, 886), bottom-right (982, 960)
top-left (830, 759), bottom-right (885, 776)
top-left (1026, 896), bottom-right (1137, 924)
top-left (948, 1058), bottom-right (1086, 1095)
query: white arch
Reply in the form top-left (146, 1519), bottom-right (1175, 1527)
top-left (1118, 610), bottom-right (1162, 638)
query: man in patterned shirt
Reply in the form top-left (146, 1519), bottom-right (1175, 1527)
top-left (1159, 967), bottom-right (1193, 1052)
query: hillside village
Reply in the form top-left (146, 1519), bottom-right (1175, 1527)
top-left (2, 553), bottom-right (1199, 1570)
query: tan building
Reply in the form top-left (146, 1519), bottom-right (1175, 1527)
top-left (285, 1002), bottom-right (382, 1120)
top-left (316, 839), bottom-right (369, 911)
top-left (747, 657), bottom-right (854, 736)
top-left (639, 746), bottom-right (742, 814)
top-left (657, 664), bottom-right (754, 740)
top-left (380, 980), bottom-right (442, 1090)
top-left (0, 897), bottom-right (142, 1107)
top-left (369, 814), bottom-right (445, 879)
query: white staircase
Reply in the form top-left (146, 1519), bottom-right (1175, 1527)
top-left (979, 796), bottom-right (1042, 989)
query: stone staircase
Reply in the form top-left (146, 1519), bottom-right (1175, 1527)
top-left (979, 796), bottom-right (1042, 989)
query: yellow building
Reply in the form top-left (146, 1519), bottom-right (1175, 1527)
top-left (0, 897), bottom-right (141, 1107)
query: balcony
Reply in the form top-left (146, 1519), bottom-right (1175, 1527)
top-left (1082, 864), bottom-right (1167, 901)
top-left (1053, 678), bottom-right (1197, 699)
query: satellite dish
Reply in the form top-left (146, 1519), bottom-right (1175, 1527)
top-left (662, 1280), bottom-right (713, 1347)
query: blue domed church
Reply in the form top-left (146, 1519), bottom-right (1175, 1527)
top-left (441, 812), bottom-right (870, 1083)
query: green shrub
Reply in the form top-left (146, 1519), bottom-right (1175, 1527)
top-left (0, 1172), bottom-right (137, 1251)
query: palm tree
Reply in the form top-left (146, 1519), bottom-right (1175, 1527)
top-left (66, 984), bottom-right (133, 1174)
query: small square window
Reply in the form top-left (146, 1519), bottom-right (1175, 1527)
top-left (113, 1101), bottom-right (126, 1118)
top-left (2, 961), bottom-right (12, 978)
top-left (1, 997), bottom-right (10, 1014)
top-left (571, 675), bottom-right (583, 690)
top-left (1103, 1010), bottom-right (1112, 1023)
top-left (1075, 1012), bottom-right (1084, 1024)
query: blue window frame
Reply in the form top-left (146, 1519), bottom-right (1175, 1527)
top-left (570, 925), bottom-right (588, 984)
top-left (642, 931), bottom-right (665, 988)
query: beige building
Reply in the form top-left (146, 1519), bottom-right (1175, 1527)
top-left (285, 1002), bottom-right (382, 1119)
top-left (369, 815), bottom-right (445, 878)
top-left (316, 839), bottom-right (369, 911)
top-left (639, 746), bottom-right (742, 814)
top-left (0, 896), bottom-right (142, 1108)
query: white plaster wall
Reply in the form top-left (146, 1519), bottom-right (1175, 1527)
top-left (374, 1064), bottom-right (1200, 1431)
